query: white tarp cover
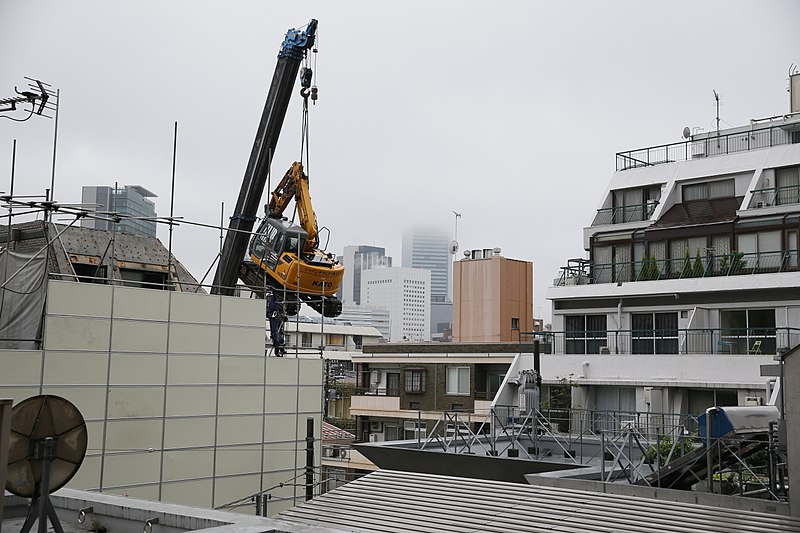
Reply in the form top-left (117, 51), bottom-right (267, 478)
top-left (0, 248), bottom-right (47, 349)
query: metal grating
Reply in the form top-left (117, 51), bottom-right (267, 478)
top-left (277, 470), bottom-right (800, 533)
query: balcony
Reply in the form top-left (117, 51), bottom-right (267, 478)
top-left (350, 394), bottom-right (400, 417)
top-left (526, 327), bottom-right (799, 356)
top-left (591, 201), bottom-right (658, 226)
top-left (616, 122), bottom-right (800, 171)
top-left (555, 250), bottom-right (798, 286)
top-left (749, 185), bottom-right (800, 209)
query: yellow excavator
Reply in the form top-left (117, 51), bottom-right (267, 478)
top-left (241, 161), bottom-right (344, 317)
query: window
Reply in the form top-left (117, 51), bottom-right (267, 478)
top-left (683, 179), bottom-right (734, 201)
top-left (385, 425), bottom-right (399, 441)
top-left (776, 166), bottom-right (800, 205)
top-left (688, 389), bottom-right (738, 416)
top-left (408, 401), bottom-right (421, 410)
top-left (326, 333), bottom-right (344, 347)
top-left (119, 268), bottom-right (167, 289)
top-left (301, 332), bottom-right (313, 348)
top-left (720, 309), bottom-right (775, 354)
top-left (404, 369), bottom-right (427, 393)
top-left (404, 420), bottom-right (427, 439)
top-left (565, 315), bottom-right (607, 354)
top-left (511, 317), bottom-right (520, 330)
top-left (353, 335), bottom-right (363, 349)
top-left (736, 231), bottom-right (782, 268)
top-left (72, 263), bottom-right (107, 283)
top-left (592, 386), bottom-right (636, 432)
top-left (387, 373), bottom-right (400, 396)
top-left (446, 366), bottom-right (470, 395)
top-left (631, 313), bottom-right (678, 354)
top-left (610, 185), bottom-right (660, 224)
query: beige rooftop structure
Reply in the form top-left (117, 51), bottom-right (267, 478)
top-left (452, 248), bottom-right (533, 342)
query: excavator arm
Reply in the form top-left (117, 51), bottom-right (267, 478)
top-left (268, 162), bottom-right (318, 254)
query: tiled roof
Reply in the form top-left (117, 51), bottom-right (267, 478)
top-left (278, 470), bottom-right (800, 533)
top-left (322, 421), bottom-right (355, 442)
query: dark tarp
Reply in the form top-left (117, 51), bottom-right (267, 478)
top-left (0, 249), bottom-right (47, 349)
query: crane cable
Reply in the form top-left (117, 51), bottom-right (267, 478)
top-left (299, 40), bottom-right (317, 172)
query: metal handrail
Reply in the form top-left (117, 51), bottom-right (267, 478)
top-left (616, 122), bottom-right (800, 171)
top-left (749, 184), bottom-right (800, 208)
top-left (556, 250), bottom-right (799, 286)
top-left (523, 327), bottom-right (800, 355)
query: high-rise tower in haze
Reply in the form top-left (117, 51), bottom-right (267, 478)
top-left (403, 226), bottom-right (453, 339)
top-left (402, 226), bottom-right (451, 303)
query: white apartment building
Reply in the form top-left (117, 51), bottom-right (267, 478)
top-left (361, 267), bottom-right (431, 342)
top-left (546, 79), bottom-right (800, 418)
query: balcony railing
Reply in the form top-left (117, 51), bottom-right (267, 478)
top-left (524, 327), bottom-right (800, 355)
top-left (749, 184), bottom-right (800, 209)
top-left (616, 122), bottom-right (800, 171)
top-left (591, 201), bottom-right (659, 226)
top-left (556, 250), bottom-right (798, 286)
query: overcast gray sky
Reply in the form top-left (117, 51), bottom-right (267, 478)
top-left (1, 1), bottom-right (799, 321)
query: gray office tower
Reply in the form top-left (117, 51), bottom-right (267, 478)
top-left (339, 245), bottom-right (392, 305)
top-left (402, 226), bottom-right (451, 303)
top-left (403, 226), bottom-right (453, 339)
top-left (81, 185), bottom-right (158, 238)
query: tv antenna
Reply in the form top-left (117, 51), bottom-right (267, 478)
top-left (0, 78), bottom-right (57, 121)
top-left (5, 395), bottom-right (88, 533)
top-left (450, 211), bottom-right (461, 255)
top-left (713, 89), bottom-right (720, 136)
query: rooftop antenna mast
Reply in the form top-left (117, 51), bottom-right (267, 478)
top-left (0, 78), bottom-right (56, 120)
top-left (713, 89), bottom-right (720, 135)
top-left (450, 211), bottom-right (461, 256)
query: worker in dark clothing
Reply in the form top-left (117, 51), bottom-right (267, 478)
top-left (267, 293), bottom-right (286, 356)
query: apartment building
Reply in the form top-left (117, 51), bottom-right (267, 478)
top-left (348, 343), bottom-right (532, 444)
top-left (546, 81), bottom-right (800, 418)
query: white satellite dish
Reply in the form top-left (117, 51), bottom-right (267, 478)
top-left (682, 126), bottom-right (691, 139)
top-left (449, 240), bottom-right (459, 255)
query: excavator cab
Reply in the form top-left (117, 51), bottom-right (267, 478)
top-left (243, 215), bottom-right (343, 317)
top-left (249, 218), bottom-right (307, 272)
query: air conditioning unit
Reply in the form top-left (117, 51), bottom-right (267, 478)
top-left (370, 421), bottom-right (383, 432)
top-left (745, 396), bottom-right (763, 406)
top-left (368, 434), bottom-right (378, 442)
top-left (323, 447), bottom-right (335, 457)
top-left (339, 448), bottom-right (349, 459)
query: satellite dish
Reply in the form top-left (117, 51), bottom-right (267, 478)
top-left (682, 126), bottom-right (691, 139)
top-left (449, 240), bottom-right (459, 255)
top-left (6, 395), bottom-right (88, 533)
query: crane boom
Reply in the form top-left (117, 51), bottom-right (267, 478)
top-left (212, 20), bottom-right (318, 296)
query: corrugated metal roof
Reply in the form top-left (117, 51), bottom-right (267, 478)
top-left (277, 470), bottom-right (800, 533)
